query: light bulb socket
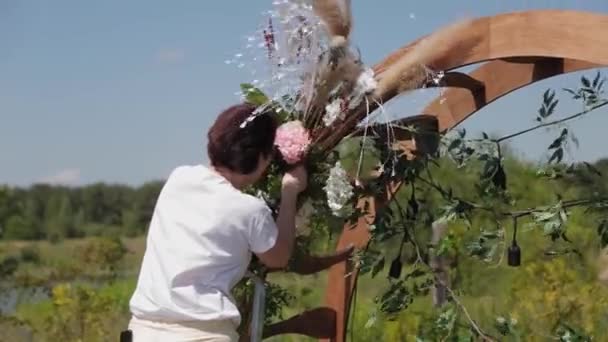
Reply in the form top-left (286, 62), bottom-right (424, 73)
top-left (389, 257), bottom-right (403, 279)
top-left (508, 242), bottom-right (521, 267)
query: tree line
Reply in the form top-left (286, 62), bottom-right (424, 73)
top-left (0, 181), bottom-right (164, 241)
top-left (1, 156), bottom-right (607, 243)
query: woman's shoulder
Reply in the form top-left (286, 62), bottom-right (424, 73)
top-left (232, 191), bottom-right (271, 215)
top-left (168, 164), bottom-right (205, 179)
top-left (165, 164), bottom-right (270, 213)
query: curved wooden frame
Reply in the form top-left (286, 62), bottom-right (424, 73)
top-left (257, 9), bottom-right (608, 342)
top-left (424, 57), bottom-right (601, 131)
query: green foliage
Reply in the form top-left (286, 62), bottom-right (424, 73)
top-left (510, 258), bottom-right (608, 338)
top-left (564, 71), bottom-right (606, 108)
top-left (0, 255), bottom-right (19, 278)
top-left (80, 237), bottom-right (127, 274)
top-left (19, 246), bottom-right (40, 264)
top-left (14, 280), bottom-right (134, 342)
top-left (0, 181), bottom-right (163, 241)
top-left (347, 72), bottom-right (608, 341)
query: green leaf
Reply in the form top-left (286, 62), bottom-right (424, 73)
top-left (543, 219), bottom-right (563, 240)
top-left (435, 306), bottom-right (457, 332)
top-left (405, 268), bottom-right (427, 279)
top-left (481, 230), bottom-right (500, 239)
top-left (371, 256), bottom-right (385, 278)
top-left (547, 99), bottom-right (559, 116)
top-left (543, 88), bottom-right (552, 104)
top-left (593, 71), bottom-right (601, 88)
top-left (448, 138), bottom-right (462, 151)
top-left (547, 90), bottom-right (556, 104)
top-left (240, 83), bottom-right (269, 106)
top-left (559, 209), bottom-right (568, 223)
top-left (492, 163), bottom-right (507, 190)
top-left (533, 211), bottom-right (556, 222)
top-left (364, 311), bottom-right (378, 329)
top-left (548, 137), bottom-right (562, 149)
top-left (584, 162), bottom-right (602, 176)
top-left (556, 323), bottom-right (592, 341)
top-left (437, 234), bottom-right (456, 256)
top-left (494, 316), bottom-right (518, 336)
top-left (582, 75), bottom-right (591, 88)
top-left (376, 280), bottom-right (412, 316)
top-left (549, 148), bottom-right (564, 164)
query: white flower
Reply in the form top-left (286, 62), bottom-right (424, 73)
top-left (349, 67), bottom-right (378, 110)
top-left (323, 98), bottom-right (344, 126)
top-left (355, 67), bottom-right (378, 95)
top-left (324, 161), bottom-right (354, 217)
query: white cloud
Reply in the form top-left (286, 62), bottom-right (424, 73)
top-left (155, 48), bottom-right (186, 64)
top-left (39, 168), bottom-right (82, 186)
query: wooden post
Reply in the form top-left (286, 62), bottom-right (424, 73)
top-left (430, 220), bottom-right (449, 307)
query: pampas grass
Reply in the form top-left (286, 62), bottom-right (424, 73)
top-left (373, 19), bottom-right (475, 99)
top-left (313, 0), bottom-right (352, 45)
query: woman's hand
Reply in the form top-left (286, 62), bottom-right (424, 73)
top-left (257, 165), bottom-right (307, 269)
top-left (281, 165), bottom-right (308, 194)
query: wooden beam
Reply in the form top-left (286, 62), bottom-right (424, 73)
top-left (424, 58), bottom-right (601, 131)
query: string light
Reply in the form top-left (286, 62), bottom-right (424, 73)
top-left (508, 216), bottom-right (521, 267)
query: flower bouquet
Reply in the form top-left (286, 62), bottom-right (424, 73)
top-left (230, 0), bottom-right (447, 333)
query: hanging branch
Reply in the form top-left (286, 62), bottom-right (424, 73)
top-left (496, 100), bottom-right (608, 143)
top-left (390, 197), bottom-right (497, 341)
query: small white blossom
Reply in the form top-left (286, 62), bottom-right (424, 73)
top-left (349, 67), bottom-right (378, 110)
top-left (324, 161), bottom-right (354, 217)
top-left (323, 98), bottom-right (344, 126)
top-left (355, 67), bottom-right (378, 94)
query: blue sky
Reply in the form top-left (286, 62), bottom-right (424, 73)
top-left (1, 0), bottom-right (607, 186)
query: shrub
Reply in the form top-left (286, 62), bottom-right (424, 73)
top-left (19, 246), bottom-right (40, 264)
top-left (0, 256), bottom-right (19, 278)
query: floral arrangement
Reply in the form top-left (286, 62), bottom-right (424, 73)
top-left (229, 0), bottom-right (441, 333)
top-left (239, 83), bottom-right (358, 222)
top-left (225, 3), bottom-right (608, 340)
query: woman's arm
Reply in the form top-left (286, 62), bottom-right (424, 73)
top-left (256, 166), bottom-right (307, 269)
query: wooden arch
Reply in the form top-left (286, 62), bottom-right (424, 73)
top-left (255, 9), bottom-right (608, 342)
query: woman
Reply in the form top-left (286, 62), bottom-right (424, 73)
top-left (127, 103), bottom-right (307, 341)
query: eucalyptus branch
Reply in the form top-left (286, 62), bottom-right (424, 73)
top-left (419, 167), bottom-right (608, 221)
top-left (393, 196), bottom-right (424, 265)
top-left (417, 175), bottom-right (493, 213)
top-left (391, 195), bottom-right (496, 340)
top-left (397, 210), bottom-right (496, 341)
top-left (507, 197), bottom-right (608, 219)
top-left (495, 100), bottom-right (607, 143)
top-left (441, 282), bottom-right (498, 341)
top-left (489, 219), bottom-right (507, 268)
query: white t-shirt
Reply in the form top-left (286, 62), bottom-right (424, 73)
top-left (129, 164), bottom-right (278, 326)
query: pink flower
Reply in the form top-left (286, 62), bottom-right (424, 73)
top-left (274, 120), bottom-right (311, 165)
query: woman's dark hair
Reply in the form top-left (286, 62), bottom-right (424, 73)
top-left (207, 103), bottom-right (278, 175)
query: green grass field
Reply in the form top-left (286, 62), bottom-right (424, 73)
top-left (3, 225), bottom-right (608, 342)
